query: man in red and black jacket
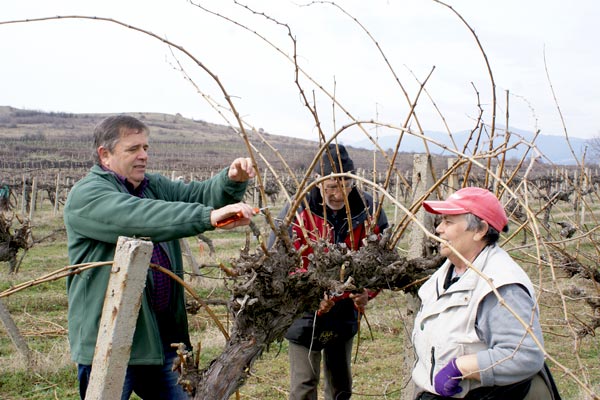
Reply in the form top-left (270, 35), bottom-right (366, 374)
top-left (270, 144), bottom-right (388, 400)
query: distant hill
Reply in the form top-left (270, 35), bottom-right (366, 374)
top-left (0, 106), bottom-right (419, 174)
top-left (0, 107), bottom-right (588, 183)
top-left (350, 127), bottom-right (590, 165)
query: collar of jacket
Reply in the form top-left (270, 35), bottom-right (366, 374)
top-left (435, 244), bottom-right (495, 298)
top-left (95, 164), bottom-right (149, 196)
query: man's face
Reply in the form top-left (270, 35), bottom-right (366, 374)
top-left (319, 178), bottom-right (354, 210)
top-left (435, 214), bottom-right (485, 265)
top-left (99, 128), bottom-right (149, 188)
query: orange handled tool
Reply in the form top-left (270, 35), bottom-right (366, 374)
top-left (215, 207), bottom-right (267, 227)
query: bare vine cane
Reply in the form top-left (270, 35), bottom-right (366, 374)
top-left (0, 261), bottom-right (113, 298)
top-left (307, 2), bottom-right (444, 212)
top-left (149, 264), bottom-right (230, 341)
top-left (192, 1), bottom-right (418, 215)
top-left (1, 14), bottom-right (283, 257)
top-left (353, 310), bottom-right (374, 364)
top-left (3, 5), bottom-right (599, 399)
top-left (433, 0), bottom-right (499, 172)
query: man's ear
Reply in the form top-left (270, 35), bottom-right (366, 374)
top-left (97, 146), bottom-right (110, 166)
top-left (314, 173), bottom-right (323, 186)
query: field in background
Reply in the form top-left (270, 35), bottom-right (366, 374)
top-left (1, 195), bottom-right (599, 399)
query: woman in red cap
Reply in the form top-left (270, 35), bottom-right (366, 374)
top-left (411, 187), bottom-right (561, 399)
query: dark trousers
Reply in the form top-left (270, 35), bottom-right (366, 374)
top-left (77, 351), bottom-right (189, 400)
top-left (288, 339), bottom-right (353, 400)
top-left (417, 375), bottom-right (536, 400)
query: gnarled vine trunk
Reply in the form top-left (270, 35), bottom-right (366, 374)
top-left (181, 231), bottom-right (443, 399)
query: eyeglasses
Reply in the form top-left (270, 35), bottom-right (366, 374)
top-left (322, 181), bottom-right (355, 193)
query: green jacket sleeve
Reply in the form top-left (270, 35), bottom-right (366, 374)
top-left (64, 167), bottom-right (248, 245)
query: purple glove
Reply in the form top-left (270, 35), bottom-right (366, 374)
top-left (434, 357), bottom-right (463, 397)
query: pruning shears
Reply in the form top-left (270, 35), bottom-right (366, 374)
top-left (215, 206), bottom-right (269, 227)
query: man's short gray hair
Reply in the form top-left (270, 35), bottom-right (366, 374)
top-left (92, 115), bottom-right (149, 164)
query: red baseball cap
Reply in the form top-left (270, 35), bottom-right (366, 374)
top-left (422, 187), bottom-right (508, 232)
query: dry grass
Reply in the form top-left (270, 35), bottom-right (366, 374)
top-left (1, 199), bottom-right (599, 399)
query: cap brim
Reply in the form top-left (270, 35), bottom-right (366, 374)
top-left (422, 200), bottom-right (468, 215)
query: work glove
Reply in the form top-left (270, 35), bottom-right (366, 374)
top-left (434, 357), bottom-right (463, 397)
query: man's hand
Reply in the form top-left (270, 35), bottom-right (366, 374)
top-left (228, 157), bottom-right (256, 182)
top-left (434, 357), bottom-right (463, 396)
top-left (317, 293), bottom-right (335, 316)
top-left (350, 289), bottom-right (369, 313)
top-left (210, 203), bottom-right (256, 229)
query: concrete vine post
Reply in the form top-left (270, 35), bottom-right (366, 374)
top-left (53, 172), bottom-right (60, 216)
top-left (28, 177), bottom-right (37, 222)
top-left (446, 158), bottom-right (459, 197)
top-left (403, 154), bottom-right (435, 400)
top-left (85, 237), bottom-right (152, 400)
top-left (20, 175), bottom-right (27, 215)
top-left (0, 298), bottom-right (31, 365)
top-left (179, 237), bottom-right (201, 281)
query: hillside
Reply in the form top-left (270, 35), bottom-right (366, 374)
top-left (1, 107), bottom-right (577, 186)
top-left (0, 106), bottom-right (431, 177)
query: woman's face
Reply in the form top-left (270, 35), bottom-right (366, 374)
top-left (435, 214), bottom-right (487, 269)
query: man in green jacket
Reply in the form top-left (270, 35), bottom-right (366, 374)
top-left (64, 115), bottom-right (256, 399)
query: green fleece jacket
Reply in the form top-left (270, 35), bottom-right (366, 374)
top-left (64, 165), bottom-right (247, 365)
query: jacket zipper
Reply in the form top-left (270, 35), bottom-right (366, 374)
top-left (430, 347), bottom-right (436, 385)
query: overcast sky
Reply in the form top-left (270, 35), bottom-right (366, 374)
top-left (2, 0), bottom-right (599, 144)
